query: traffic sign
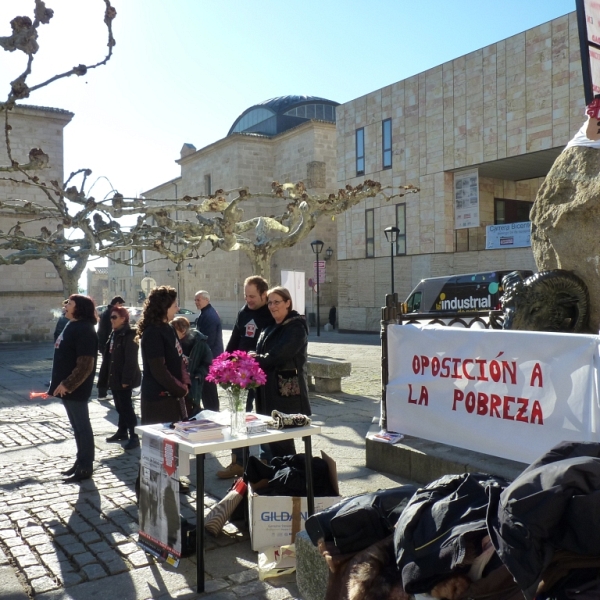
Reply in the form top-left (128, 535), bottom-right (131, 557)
top-left (141, 277), bottom-right (156, 295)
top-left (313, 261), bottom-right (326, 284)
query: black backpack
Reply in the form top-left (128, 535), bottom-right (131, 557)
top-left (305, 485), bottom-right (417, 555)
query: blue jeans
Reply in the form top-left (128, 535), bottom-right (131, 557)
top-left (63, 398), bottom-right (95, 471)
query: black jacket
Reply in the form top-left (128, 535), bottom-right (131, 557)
top-left (182, 330), bottom-right (212, 405)
top-left (226, 303), bottom-right (274, 353)
top-left (97, 325), bottom-right (141, 391)
top-left (97, 308), bottom-right (113, 352)
top-left (487, 441), bottom-right (600, 600)
top-left (196, 303), bottom-right (223, 358)
top-left (254, 311), bottom-right (310, 417)
top-left (394, 472), bottom-right (510, 594)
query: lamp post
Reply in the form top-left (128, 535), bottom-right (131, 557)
top-left (310, 240), bottom-right (324, 336)
top-left (384, 226), bottom-right (400, 295)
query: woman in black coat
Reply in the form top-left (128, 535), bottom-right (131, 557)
top-left (97, 305), bottom-right (142, 449)
top-left (251, 286), bottom-right (310, 459)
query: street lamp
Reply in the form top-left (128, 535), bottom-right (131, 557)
top-left (310, 240), bottom-right (324, 336)
top-left (325, 247), bottom-right (334, 261)
top-left (384, 226), bottom-right (400, 295)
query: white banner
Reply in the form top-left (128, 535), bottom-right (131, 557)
top-left (485, 222), bottom-right (531, 249)
top-left (386, 324), bottom-right (600, 464)
top-left (281, 270), bottom-right (305, 316)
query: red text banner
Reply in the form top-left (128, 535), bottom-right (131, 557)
top-left (386, 324), bottom-right (600, 463)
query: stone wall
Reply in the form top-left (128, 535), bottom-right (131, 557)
top-left (0, 106), bottom-right (73, 341)
top-left (336, 12), bottom-right (583, 330)
top-left (110, 121), bottom-right (339, 327)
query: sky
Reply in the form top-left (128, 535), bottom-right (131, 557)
top-left (0, 0), bottom-right (577, 279)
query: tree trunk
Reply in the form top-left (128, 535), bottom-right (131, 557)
top-left (49, 257), bottom-right (87, 297)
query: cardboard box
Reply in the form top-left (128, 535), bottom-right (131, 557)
top-left (248, 451), bottom-right (341, 551)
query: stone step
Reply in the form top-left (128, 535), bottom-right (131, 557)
top-left (365, 424), bottom-right (527, 484)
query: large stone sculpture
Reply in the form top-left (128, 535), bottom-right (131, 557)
top-left (500, 270), bottom-right (590, 333)
top-left (530, 145), bottom-right (600, 333)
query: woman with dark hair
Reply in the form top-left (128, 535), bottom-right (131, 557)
top-left (171, 316), bottom-right (212, 415)
top-left (98, 306), bottom-right (141, 449)
top-left (251, 286), bottom-right (310, 459)
top-left (136, 286), bottom-right (189, 426)
top-left (49, 294), bottom-right (98, 482)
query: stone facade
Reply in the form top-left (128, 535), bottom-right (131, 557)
top-left (111, 120), bottom-right (339, 327)
top-left (335, 13), bottom-right (582, 330)
top-left (86, 266), bottom-right (109, 308)
top-left (0, 106), bottom-right (73, 341)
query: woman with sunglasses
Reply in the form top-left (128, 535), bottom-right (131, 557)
top-left (250, 286), bottom-right (310, 459)
top-left (98, 305), bottom-right (141, 449)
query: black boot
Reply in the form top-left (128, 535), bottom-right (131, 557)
top-left (61, 461), bottom-right (78, 476)
top-left (106, 429), bottom-right (128, 442)
top-left (63, 467), bottom-right (93, 483)
top-left (123, 434), bottom-right (140, 450)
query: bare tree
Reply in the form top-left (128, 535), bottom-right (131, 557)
top-left (0, 1), bottom-right (419, 295)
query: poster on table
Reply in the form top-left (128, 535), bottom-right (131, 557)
top-left (485, 221), bottom-right (531, 249)
top-left (138, 430), bottom-right (182, 566)
top-left (386, 324), bottom-right (600, 464)
top-left (454, 169), bottom-right (479, 229)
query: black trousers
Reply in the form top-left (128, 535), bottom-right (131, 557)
top-left (201, 380), bottom-right (220, 411)
top-left (112, 388), bottom-right (137, 435)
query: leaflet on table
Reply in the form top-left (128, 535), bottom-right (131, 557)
top-left (174, 419), bottom-right (226, 434)
top-left (195, 409), bottom-right (273, 427)
top-left (366, 429), bottom-right (404, 444)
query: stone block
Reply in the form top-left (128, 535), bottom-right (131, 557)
top-left (295, 530), bottom-right (328, 600)
top-left (307, 358), bottom-right (351, 393)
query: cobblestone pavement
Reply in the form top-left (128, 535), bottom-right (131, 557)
top-left (0, 330), bottom-right (406, 599)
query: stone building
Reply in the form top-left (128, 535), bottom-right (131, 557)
top-left (0, 105), bottom-right (73, 341)
top-left (86, 266), bottom-right (109, 308)
top-left (334, 12), bottom-right (583, 330)
top-left (110, 96), bottom-right (340, 326)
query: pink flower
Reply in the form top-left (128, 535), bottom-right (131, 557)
top-left (207, 351), bottom-right (267, 393)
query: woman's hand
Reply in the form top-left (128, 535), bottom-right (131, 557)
top-left (122, 384), bottom-right (129, 389)
top-left (53, 383), bottom-right (68, 397)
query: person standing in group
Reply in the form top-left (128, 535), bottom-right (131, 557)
top-left (171, 316), bottom-right (212, 415)
top-left (97, 295), bottom-right (125, 400)
top-left (194, 290), bottom-right (223, 411)
top-left (97, 305), bottom-right (142, 449)
top-left (49, 294), bottom-right (99, 483)
top-left (217, 275), bottom-right (274, 479)
top-left (53, 299), bottom-right (69, 342)
top-left (137, 286), bottom-right (189, 426)
top-left (250, 286), bottom-right (310, 460)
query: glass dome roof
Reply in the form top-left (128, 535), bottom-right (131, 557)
top-left (228, 95), bottom-right (339, 137)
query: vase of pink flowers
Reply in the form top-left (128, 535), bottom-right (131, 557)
top-left (206, 351), bottom-right (267, 437)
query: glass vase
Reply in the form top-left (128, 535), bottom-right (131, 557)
top-left (227, 388), bottom-right (248, 437)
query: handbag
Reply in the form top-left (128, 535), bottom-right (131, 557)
top-left (277, 369), bottom-right (300, 397)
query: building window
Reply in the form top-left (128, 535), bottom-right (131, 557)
top-left (204, 174), bottom-right (212, 196)
top-left (396, 203), bottom-right (406, 255)
top-left (365, 208), bottom-right (374, 257)
top-left (494, 198), bottom-right (533, 224)
top-left (382, 119), bottom-right (392, 169)
top-left (356, 128), bottom-right (365, 176)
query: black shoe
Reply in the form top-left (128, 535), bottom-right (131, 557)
top-left (61, 462), bottom-right (78, 476)
top-left (63, 468), bottom-right (92, 483)
top-left (123, 436), bottom-right (140, 450)
top-left (106, 431), bottom-right (128, 442)
top-left (179, 480), bottom-right (190, 494)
